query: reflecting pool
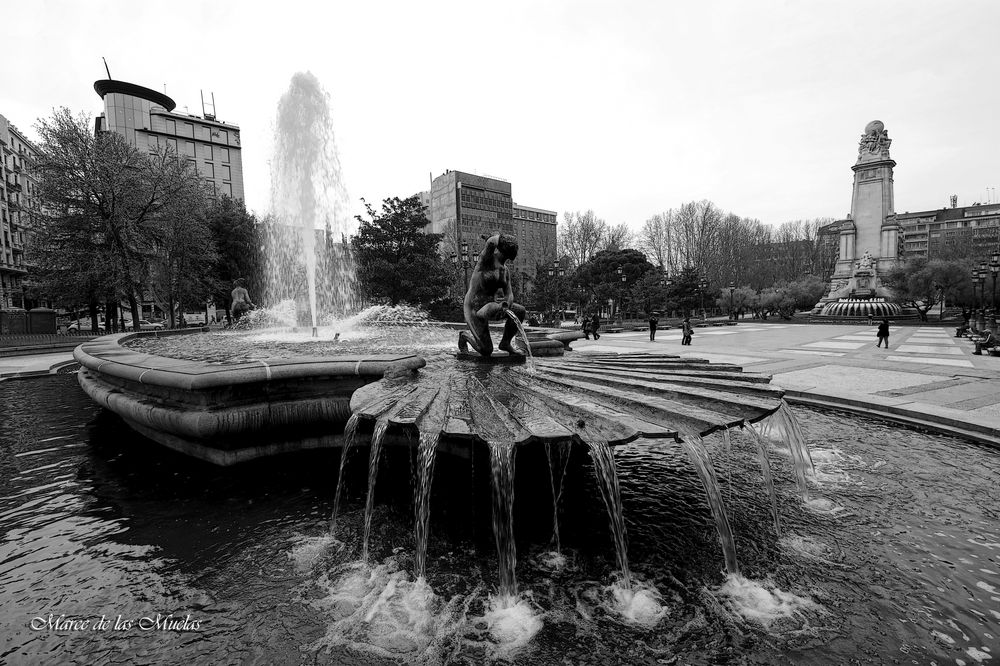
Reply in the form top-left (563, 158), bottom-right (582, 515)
top-left (1, 374), bottom-right (998, 664)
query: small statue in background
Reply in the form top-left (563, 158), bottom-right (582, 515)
top-left (459, 233), bottom-right (527, 357)
top-left (231, 278), bottom-right (256, 323)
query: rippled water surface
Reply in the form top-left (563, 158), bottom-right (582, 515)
top-left (1, 374), bottom-right (998, 665)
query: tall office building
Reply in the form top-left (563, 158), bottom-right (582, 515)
top-left (94, 79), bottom-right (244, 201)
top-left (0, 114), bottom-right (39, 309)
top-left (426, 169), bottom-right (557, 286)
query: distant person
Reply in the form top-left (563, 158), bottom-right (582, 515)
top-left (974, 329), bottom-right (997, 355)
top-left (231, 278), bottom-right (256, 323)
top-left (590, 312), bottom-right (601, 341)
top-left (648, 312), bottom-right (659, 342)
top-left (582, 313), bottom-right (592, 340)
top-left (681, 317), bottom-right (693, 345)
top-left (876, 317), bottom-right (890, 348)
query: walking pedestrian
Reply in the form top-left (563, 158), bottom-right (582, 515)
top-left (591, 312), bottom-right (601, 341)
top-left (876, 317), bottom-right (890, 348)
top-left (648, 312), bottom-right (659, 342)
top-left (582, 313), bottom-right (592, 340)
top-left (681, 317), bottom-right (693, 345)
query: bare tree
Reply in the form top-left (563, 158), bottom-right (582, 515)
top-left (558, 210), bottom-right (608, 268)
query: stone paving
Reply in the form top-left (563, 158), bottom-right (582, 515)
top-left (575, 322), bottom-right (1000, 445)
top-left (2, 323), bottom-right (998, 445)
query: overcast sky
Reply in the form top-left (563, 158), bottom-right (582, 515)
top-left (5, 0), bottom-right (1000, 231)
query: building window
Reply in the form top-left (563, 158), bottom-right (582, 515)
top-left (202, 144), bottom-right (212, 159)
top-left (223, 182), bottom-right (232, 197)
top-left (185, 141), bottom-right (195, 157)
top-left (182, 122), bottom-right (194, 138)
top-left (166, 138), bottom-right (177, 153)
top-left (221, 165), bottom-right (231, 180)
top-left (218, 130), bottom-right (228, 144)
top-left (204, 163), bottom-right (214, 178)
top-left (165, 119), bottom-right (176, 134)
top-left (220, 148), bottom-right (230, 163)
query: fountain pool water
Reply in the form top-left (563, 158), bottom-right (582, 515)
top-left (2, 375), bottom-right (998, 664)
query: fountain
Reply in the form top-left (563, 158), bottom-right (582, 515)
top-left (71, 71), bottom-right (826, 658)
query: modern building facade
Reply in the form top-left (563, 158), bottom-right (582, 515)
top-left (896, 198), bottom-right (1000, 260)
top-left (426, 169), bottom-right (557, 287)
top-left (94, 79), bottom-right (244, 201)
top-left (0, 114), bottom-right (39, 309)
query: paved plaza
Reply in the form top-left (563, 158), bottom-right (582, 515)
top-left (577, 322), bottom-right (1000, 444)
top-left (3, 323), bottom-right (999, 445)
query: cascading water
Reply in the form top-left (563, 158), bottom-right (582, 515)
top-left (361, 420), bottom-right (389, 562)
top-left (678, 432), bottom-right (740, 576)
top-left (747, 423), bottom-right (782, 536)
top-left (269, 72), bottom-right (356, 333)
top-left (413, 431), bottom-right (439, 579)
top-left (488, 440), bottom-right (518, 599)
top-left (759, 402), bottom-right (814, 500)
top-left (503, 310), bottom-right (535, 372)
top-left (329, 412), bottom-right (360, 536)
top-left (585, 440), bottom-right (632, 589)
top-left (543, 441), bottom-right (572, 551)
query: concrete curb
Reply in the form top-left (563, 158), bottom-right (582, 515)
top-left (783, 389), bottom-right (1000, 449)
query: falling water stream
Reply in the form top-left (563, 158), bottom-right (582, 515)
top-left (488, 440), bottom-right (518, 599)
top-left (361, 420), bottom-right (390, 562)
top-left (329, 413), bottom-right (360, 536)
top-left (504, 311), bottom-right (535, 372)
top-left (678, 432), bottom-right (740, 576)
top-left (748, 422), bottom-right (782, 535)
top-left (585, 440), bottom-right (632, 589)
top-left (543, 442), bottom-right (572, 551)
top-left (413, 431), bottom-right (440, 579)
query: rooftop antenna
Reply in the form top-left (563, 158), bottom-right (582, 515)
top-left (200, 90), bottom-right (216, 121)
top-left (102, 57), bottom-right (112, 80)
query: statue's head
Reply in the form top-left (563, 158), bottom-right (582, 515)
top-left (234, 278), bottom-right (246, 288)
top-left (495, 233), bottom-right (519, 263)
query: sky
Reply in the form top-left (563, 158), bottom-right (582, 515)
top-left (4, 0), bottom-right (1000, 231)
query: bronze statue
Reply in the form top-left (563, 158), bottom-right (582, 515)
top-left (458, 233), bottom-right (527, 357)
top-left (231, 278), bottom-right (256, 322)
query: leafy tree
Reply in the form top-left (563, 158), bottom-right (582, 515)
top-left (574, 248), bottom-right (654, 318)
top-left (206, 196), bottom-right (265, 323)
top-left (884, 258), bottom-right (972, 320)
top-left (33, 107), bottom-right (209, 327)
top-left (350, 196), bottom-right (450, 307)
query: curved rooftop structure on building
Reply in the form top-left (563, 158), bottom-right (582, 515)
top-left (93, 79), bottom-right (176, 111)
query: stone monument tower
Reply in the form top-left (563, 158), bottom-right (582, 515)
top-left (814, 120), bottom-right (906, 318)
top-left (832, 120), bottom-right (901, 279)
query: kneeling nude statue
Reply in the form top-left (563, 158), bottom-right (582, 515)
top-left (458, 233), bottom-right (527, 357)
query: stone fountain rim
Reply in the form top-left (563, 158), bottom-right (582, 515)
top-left (73, 328), bottom-right (427, 391)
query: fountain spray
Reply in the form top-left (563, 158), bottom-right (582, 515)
top-left (270, 72), bottom-right (356, 330)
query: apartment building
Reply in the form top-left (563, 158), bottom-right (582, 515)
top-left (0, 114), bottom-right (39, 309)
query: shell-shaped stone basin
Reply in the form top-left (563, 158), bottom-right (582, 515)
top-left (350, 351), bottom-right (784, 447)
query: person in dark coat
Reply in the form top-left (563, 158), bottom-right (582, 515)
top-left (648, 312), bottom-right (659, 342)
top-left (681, 317), bottom-right (693, 345)
top-left (590, 313), bottom-right (601, 340)
top-left (876, 318), bottom-right (890, 348)
top-left (582, 312), bottom-right (592, 340)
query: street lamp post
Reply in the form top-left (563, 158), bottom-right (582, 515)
top-left (547, 258), bottom-right (565, 320)
top-left (698, 278), bottom-right (709, 319)
top-left (451, 241), bottom-right (473, 290)
top-left (728, 282), bottom-right (736, 320)
top-left (971, 268), bottom-right (980, 311)
top-left (990, 250), bottom-right (1000, 311)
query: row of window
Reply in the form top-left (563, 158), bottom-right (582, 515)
top-left (148, 135), bottom-right (232, 163)
top-left (162, 118), bottom-right (238, 146)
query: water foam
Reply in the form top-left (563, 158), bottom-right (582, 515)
top-left (716, 574), bottom-right (820, 629)
top-left (605, 579), bottom-right (668, 627)
top-left (288, 533), bottom-right (339, 571)
top-left (481, 593), bottom-right (543, 657)
top-left (310, 558), bottom-right (468, 663)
